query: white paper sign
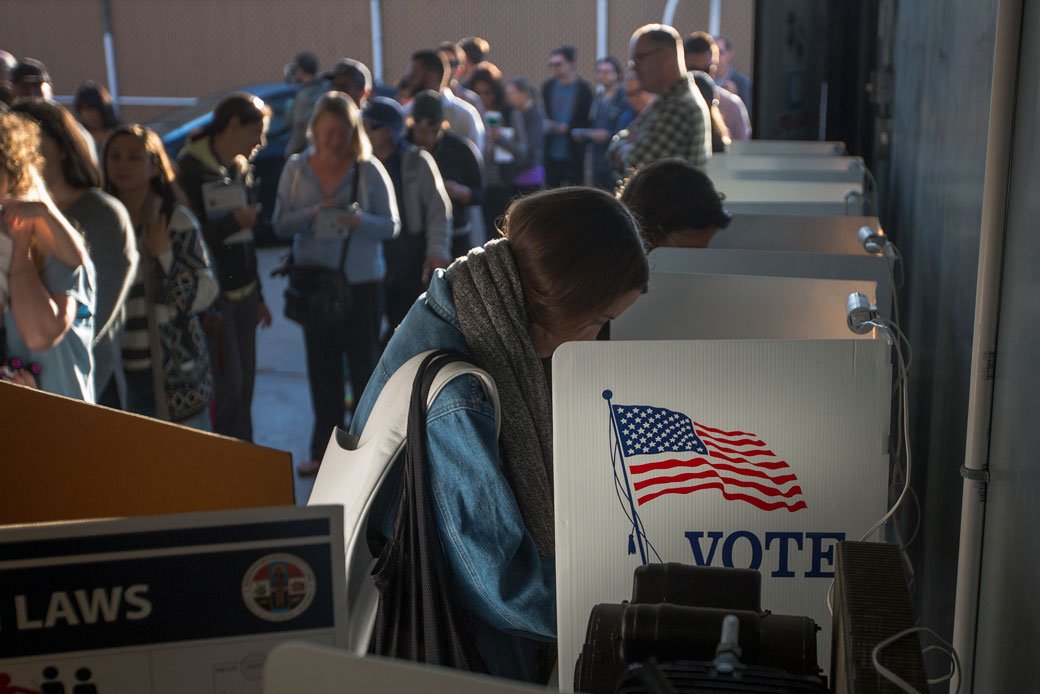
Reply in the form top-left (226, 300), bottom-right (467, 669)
top-left (0, 506), bottom-right (347, 694)
top-left (552, 340), bottom-right (891, 690)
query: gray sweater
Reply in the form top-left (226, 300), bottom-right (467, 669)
top-left (63, 189), bottom-right (139, 397)
top-left (273, 154), bottom-right (401, 283)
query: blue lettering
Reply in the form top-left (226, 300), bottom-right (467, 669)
top-left (764, 532), bottom-right (804, 577)
top-left (684, 531), bottom-right (724, 566)
top-left (806, 532), bottom-right (846, 578)
top-left (722, 530), bottom-right (763, 570)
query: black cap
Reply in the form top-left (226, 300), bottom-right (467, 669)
top-left (12, 58), bottom-right (50, 84)
top-left (324, 58), bottom-right (372, 91)
top-left (411, 90), bottom-right (443, 123)
top-left (362, 97), bottom-right (404, 140)
top-left (293, 51), bottom-right (318, 76)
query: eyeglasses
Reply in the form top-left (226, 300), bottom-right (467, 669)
top-left (549, 61), bottom-right (566, 69)
top-left (630, 46), bottom-right (664, 64)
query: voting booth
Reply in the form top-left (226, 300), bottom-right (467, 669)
top-left (706, 155), bottom-right (867, 184)
top-left (727, 140), bottom-right (847, 156)
top-left (552, 339), bottom-right (892, 690)
top-left (648, 247), bottom-right (895, 316)
top-left (0, 506), bottom-right (348, 694)
top-left (612, 272), bottom-right (878, 341)
top-left (710, 214), bottom-right (880, 254)
top-left (715, 180), bottom-right (867, 216)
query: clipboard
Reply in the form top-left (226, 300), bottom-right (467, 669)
top-left (202, 179), bottom-right (248, 218)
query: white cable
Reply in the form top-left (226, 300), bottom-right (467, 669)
top-left (861, 325), bottom-right (911, 541)
top-left (871, 626), bottom-right (961, 694)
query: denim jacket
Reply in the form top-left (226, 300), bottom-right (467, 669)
top-left (348, 271), bottom-right (556, 682)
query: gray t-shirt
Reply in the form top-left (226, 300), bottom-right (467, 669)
top-left (63, 189), bottom-right (138, 395)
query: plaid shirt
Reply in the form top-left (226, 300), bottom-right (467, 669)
top-left (625, 73), bottom-right (712, 173)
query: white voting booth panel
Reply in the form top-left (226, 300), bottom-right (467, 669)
top-left (0, 506), bottom-right (347, 694)
top-left (710, 214), bottom-right (880, 255)
top-left (706, 155), bottom-right (867, 185)
top-left (612, 272), bottom-right (878, 341)
top-left (552, 340), bottom-right (892, 690)
top-left (263, 642), bottom-right (543, 693)
top-left (727, 139), bottom-right (847, 156)
top-left (715, 180), bottom-right (866, 216)
top-left (649, 247), bottom-right (894, 316)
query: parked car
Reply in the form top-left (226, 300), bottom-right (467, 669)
top-left (148, 81), bottom-right (302, 244)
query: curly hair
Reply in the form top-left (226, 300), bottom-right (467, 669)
top-left (0, 110), bottom-right (44, 197)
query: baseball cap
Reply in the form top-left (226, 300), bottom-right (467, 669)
top-left (411, 90), bottom-right (443, 123)
top-left (361, 97), bottom-right (404, 140)
top-left (12, 58), bottom-right (50, 84)
top-left (324, 58), bottom-right (372, 92)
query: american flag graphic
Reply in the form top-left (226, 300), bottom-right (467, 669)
top-left (611, 403), bottom-right (807, 512)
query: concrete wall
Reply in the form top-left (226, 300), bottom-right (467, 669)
top-left (0, 0), bottom-right (753, 125)
top-left (883, 0), bottom-right (998, 656)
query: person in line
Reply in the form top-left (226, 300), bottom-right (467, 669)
top-left (0, 110), bottom-right (96, 400)
top-left (272, 92), bottom-right (400, 475)
top-left (716, 35), bottom-right (753, 115)
top-left (361, 97), bottom-right (451, 337)
top-left (619, 157), bottom-right (731, 249)
top-left (177, 93), bottom-right (271, 441)
top-left (352, 187), bottom-right (650, 682)
top-left (691, 71), bottom-right (733, 153)
top-left (541, 45), bottom-right (593, 188)
top-left (11, 99), bottom-right (137, 407)
top-left (103, 124), bottom-right (218, 429)
top-left (470, 65), bottom-right (524, 237)
top-left (573, 56), bottom-right (629, 189)
top-left (608, 71), bottom-right (657, 181)
top-left (0, 50), bottom-right (15, 104)
top-left (458, 36), bottom-right (491, 85)
top-left (505, 77), bottom-right (546, 196)
top-left (283, 51), bottom-right (325, 158)
top-left (402, 50), bottom-right (484, 153)
top-left (624, 25), bottom-right (711, 174)
top-left (438, 42), bottom-right (484, 116)
top-left (407, 90), bottom-right (484, 259)
top-left (73, 81), bottom-right (122, 150)
top-left (685, 32), bottom-right (751, 142)
top-left (325, 58), bottom-right (372, 107)
top-left (11, 58), bottom-right (98, 164)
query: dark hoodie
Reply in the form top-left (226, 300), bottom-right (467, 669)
top-left (177, 137), bottom-right (261, 296)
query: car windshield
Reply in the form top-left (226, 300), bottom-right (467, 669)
top-left (147, 92), bottom-right (231, 136)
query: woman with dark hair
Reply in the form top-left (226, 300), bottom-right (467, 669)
top-left (471, 64), bottom-right (526, 235)
top-left (103, 124), bottom-right (218, 428)
top-left (574, 56), bottom-right (629, 189)
top-left (177, 92), bottom-right (270, 441)
top-left (0, 109), bottom-right (96, 400)
top-left (619, 157), bottom-right (731, 248)
top-left (73, 81), bottom-right (121, 149)
top-left (12, 99), bottom-right (139, 407)
top-left (351, 187), bottom-right (649, 682)
top-left (273, 91), bottom-right (400, 475)
top-left (505, 77), bottom-right (546, 195)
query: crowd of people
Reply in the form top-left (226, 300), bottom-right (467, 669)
top-left (1, 23), bottom-right (746, 683)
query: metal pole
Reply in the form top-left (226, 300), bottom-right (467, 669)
top-left (100, 0), bottom-right (121, 115)
top-left (596, 0), bottom-right (608, 60)
top-left (369, 0), bottom-right (384, 85)
top-left (663, 0), bottom-right (680, 27)
top-left (709, 0), bottom-right (723, 37)
top-left (952, 0), bottom-right (1024, 690)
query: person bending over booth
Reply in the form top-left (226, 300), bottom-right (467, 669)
top-left (350, 187), bottom-right (649, 682)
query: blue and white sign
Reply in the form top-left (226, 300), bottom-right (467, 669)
top-left (552, 340), bottom-right (891, 690)
top-left (0, 506), bottom-right (346, 693)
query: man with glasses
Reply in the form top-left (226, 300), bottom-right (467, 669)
top-left (623, 25), bottom-right (712, 174)
top-left (541, 45), bottom-right (593, 188)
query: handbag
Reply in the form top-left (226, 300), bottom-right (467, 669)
top-left (370, 350), bottom-right (491, 671)
top-left (306, 350), bottom-right (500, 661)
top-left (283, 161), bottom-right (360, 329)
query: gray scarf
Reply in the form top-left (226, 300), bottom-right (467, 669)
top-left (446, 239), bottom-right (555, 556)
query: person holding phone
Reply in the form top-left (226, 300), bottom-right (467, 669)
top-left (273, 92), bottom-right (400, 475)
top-left (178, 93), bottom-right (271, 441)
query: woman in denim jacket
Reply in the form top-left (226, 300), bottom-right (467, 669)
top-left (273, 92), bottom-right (400, 475)
top-left (350, 187), bottom-right (649, 682)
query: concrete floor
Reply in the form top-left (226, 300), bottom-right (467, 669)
top-left (252, 246), bottom-right (317, 505)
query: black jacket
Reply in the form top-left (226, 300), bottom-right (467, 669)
top-left (541, 77), bottom-right (594, 165)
